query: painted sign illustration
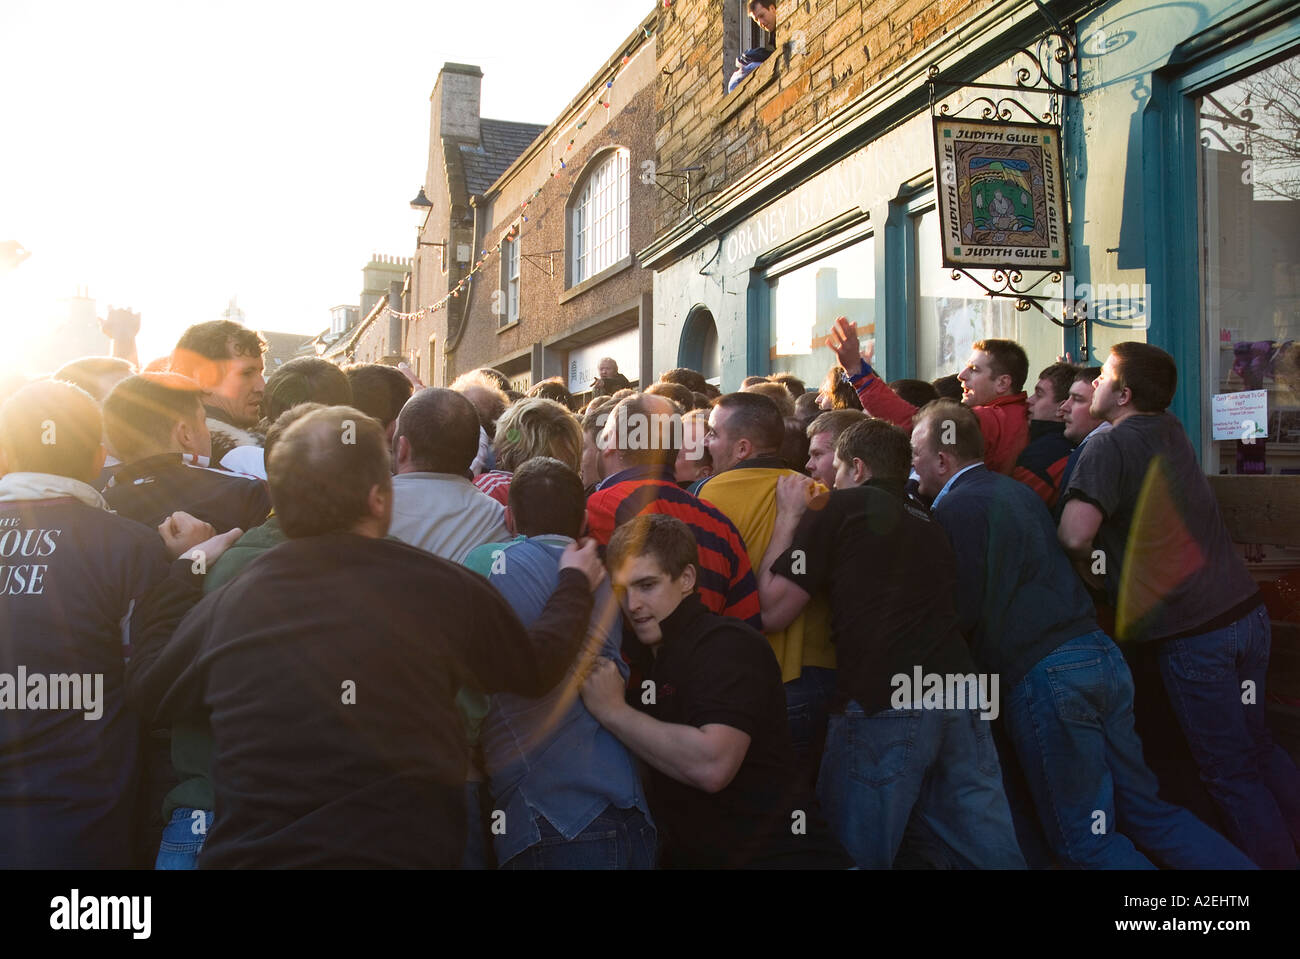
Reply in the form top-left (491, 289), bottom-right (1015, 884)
top-left (932, 117), bottom-right (1069, 270)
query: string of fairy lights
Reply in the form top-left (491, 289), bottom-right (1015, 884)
top-left (382, 20), bottom-right (658, 324)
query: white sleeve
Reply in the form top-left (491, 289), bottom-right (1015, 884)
top-left (219, 445), bottom-right (267, 480)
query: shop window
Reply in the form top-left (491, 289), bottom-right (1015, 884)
top-left (1198, 48), bottom-right (1300, 475)
top-left (912, 204), bottom-right (1060, 388)
top-left (768, 232), bottom-right (875, 388)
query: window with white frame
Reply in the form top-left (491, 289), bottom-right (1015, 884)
top-left (501, 232), bottom-right (520, 328)
top-left (570, 148), bottom-right (630, 286)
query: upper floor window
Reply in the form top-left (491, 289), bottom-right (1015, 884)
top-left (570, 148), bottom-right (630, 286)
top-left (501, 232), bottom-right (520, 328)
top-left (724, 0), bottom-right (776, 92)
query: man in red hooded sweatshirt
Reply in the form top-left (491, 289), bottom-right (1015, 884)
top-left (826, 316), bottom-right (1029, 476)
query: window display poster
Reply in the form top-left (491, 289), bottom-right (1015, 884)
top-left (1211, 389), bottom-right (1268, 441)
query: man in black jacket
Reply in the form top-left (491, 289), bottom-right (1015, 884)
top-left (756, 418), bottom-right (1024, 868)
top-left (102, 372), bottom-right (270, 534)
top-left (126, 405), bottom-right (604, 867)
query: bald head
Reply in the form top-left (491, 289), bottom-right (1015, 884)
top-left (0, 379), bottom-right (105, 482)
top-left (598, 392), bottom-right (680, 475)
top-left (394, 387), bottom-right (481, 476)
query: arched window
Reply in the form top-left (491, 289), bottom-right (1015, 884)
top-left (569, 148), bottom-right (630, 285)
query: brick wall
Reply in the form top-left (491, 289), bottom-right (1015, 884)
top-left (654, 0), bottom-right (997, 233)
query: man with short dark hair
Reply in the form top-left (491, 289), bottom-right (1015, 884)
top-left (102, 373), bottom-right (271, 534)
top-left (1053, 366), bottom-right (1108, 516)
top-left (748, 0), bottom-right (777, 33)
top-left (756, 418), bottom-right (1024, 868)
top-left (804, 409), bottom-right (866, 490)
top-left (169, 320), bottom-right (267, 463)
top-left (914, 399), bottom-right (1254, 868)
top-left (464, 458), bottom-right (654, 869)
top-left (125, 406), bottom-right (606, 867)
top-left (0, 380), bottom-right (225, 867)
top-left (581, 513), bottom-right (848, 868)
top-left (700, 391), bottom-right (785, 478)
top-left (697, 392), bottom-right (836, 768)
top-left (828, 316), bottom-right (1029, 474)
top-left (260, 357), bottom-right (352, 427)
top-left (388, 387), bottom-right (510, 563)
top-left (1059, 342), bottom-right (1300, 867)
top-left (1010, 362), bottom-right (1077, 506)
top-left (344, 363), bottom-right (414, 444)
top-left (586, 393), bottom-right (761, 629)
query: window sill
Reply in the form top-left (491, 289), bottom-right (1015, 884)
top-left (496, 318), bottom-right (520, 334)
top-left (715, 48), bottom-right (781, 125)
top-left (559, 255), bottom-right (634, 304)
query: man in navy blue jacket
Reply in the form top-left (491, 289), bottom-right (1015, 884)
top-left (911, 399), bottom-right (1252, 869)
top-left (0, 380), bottom-right (230, 867)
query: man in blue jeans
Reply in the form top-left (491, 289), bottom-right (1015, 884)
top-left (916, 400), bottom-right (1254, 869)
top-left (464, 457), bottom-right (655, 869)
top-left (758, 418), bottom-right (1024, 868)
top-left (1060, 342), bottom-right (1300, 868)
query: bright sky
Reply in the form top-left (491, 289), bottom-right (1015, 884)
top-left (0, 0), bottom-right (654, 375)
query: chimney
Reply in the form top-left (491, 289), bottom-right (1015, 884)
top-left (430, 63), bottom-right (483, 149)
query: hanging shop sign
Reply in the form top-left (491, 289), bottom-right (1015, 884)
top-left (932, 117), bottom-right (1069, 271)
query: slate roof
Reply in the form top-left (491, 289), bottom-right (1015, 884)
top-left (459, 119), bottom-right (546, 195)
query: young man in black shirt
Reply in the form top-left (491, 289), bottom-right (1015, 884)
top-left (580, 513), bottom-right (849, 868)
top-left (756, 418), bottom-right (1024, 868)
top-left (126, 405), bottom-right (605, 867)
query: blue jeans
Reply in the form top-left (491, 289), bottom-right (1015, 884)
top-left (816, 701), bottom-right (1025, 869)
top-left (498, 805), bottom-right (656, 869)
top-left (1158, 604), bottom-right (1300, 868)
top-left (784, 666), bottom-right (837, 778)
top-left (1006, 631), bottom-right (1255, 869)
top-left (155, 807), bottom-right (212, 870)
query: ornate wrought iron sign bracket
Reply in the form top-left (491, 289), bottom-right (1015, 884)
top-left (928, 25), bottom-right (1084, 330)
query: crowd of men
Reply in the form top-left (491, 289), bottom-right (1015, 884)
top-left (0, 313), bottom-right (1296, 869)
